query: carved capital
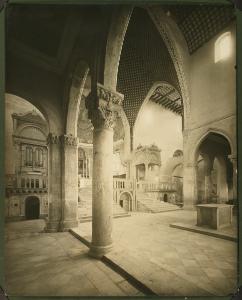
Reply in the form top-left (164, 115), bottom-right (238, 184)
top-left (88, 83), bottom-right (124, 130)
top-left (47, 133), bottom-right (61, 145)
top-left (97, 83), bottom-right (124, 106)
top-left (61, 134), bottom-right (78, 147)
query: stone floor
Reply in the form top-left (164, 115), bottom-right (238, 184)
top-left (5, 220), bottom-right (144, 296)
top-left (72, 210), bottom-right (238, 296)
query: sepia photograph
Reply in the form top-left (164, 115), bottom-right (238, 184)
top-left (1, 1), bottom-right (239, 298)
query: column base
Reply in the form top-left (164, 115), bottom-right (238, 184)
top-left (88, 243), bottom-right (113, 259)
top-left (59, 219), bottom-right (79, 232)
top-left (44, 220), bottom-right (60, 233)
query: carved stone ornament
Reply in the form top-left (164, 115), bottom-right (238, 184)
top-left (60, 134), bottom-right (78, 147)
top-left (97, 83), bottom-right (124, 106)
top-left (47, 133), bottom-right (61, 145)
top-left (91, 83), bottom-right (124, 129)
top-left (47, 133), bottom-right (78, 146)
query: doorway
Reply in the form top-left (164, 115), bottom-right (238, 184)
top-left (25, 196), bottom-right (40, 220)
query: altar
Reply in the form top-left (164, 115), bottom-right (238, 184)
top-left (197, 204), bottom-right (233, 230)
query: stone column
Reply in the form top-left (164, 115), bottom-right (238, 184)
top-left (229, 155), bottom-right (237, 201)
top-left (45, 134), bottom-right (62, 232)
top-left (87, 83), bottom-right (124, 258)
top-left (183, 163), bottom-right (198, 210)
top-left (60, 135), bottom-right (79, 231)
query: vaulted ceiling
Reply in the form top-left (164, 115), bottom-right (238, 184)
top-left (6, 3), bottom-right (235, 129)
top-left (166, 4), bottom-right (234, 53)
top-left (117, 7), bottom-right (181, 128)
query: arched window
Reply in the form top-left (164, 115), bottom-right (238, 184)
top-left (25, 146), bottom-right (33, 166)
top-left (35, 179), bottom-right (39, 188)
top-left (215, 32), bottom-right (231, 63)
top-left (31, 179), bottom-right (35, 188)
top-left (43, 179), bottom-right (46, 188)
top-left (35, 148), bottom-right (43, 167)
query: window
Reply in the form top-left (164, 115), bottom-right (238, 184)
top-left (25, 146), bottom-right (33, 166)
top-left (35, 148), bottom-right (43, 167)
top-left (31, 179), bottom-right (34, 188)
top-left (26, 178), bottom-right (30, 188)
top-left (43, 179), bottom-right (46, 188)
top-left (35, 179), bottom-right (39, 188)
top-left (215, 32), bottom-right (231, 63)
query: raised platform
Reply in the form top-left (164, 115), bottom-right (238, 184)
top-left (70, 211), bottom-right (237, 296)
top-left (169, 222), bottom-right (237, 242)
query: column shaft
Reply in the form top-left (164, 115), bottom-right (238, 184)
top-left (60, 135), bottom-right (79, 231)
top-left (45, 134), bottom-right (62, 232)
top-left (89, 126), bottom-right (113, 257)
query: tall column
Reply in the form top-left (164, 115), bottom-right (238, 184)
top-left (87, 83), bottom-right (124, 258)
top-left (45, 134), bottom-right (62, 232)
top-left (60, 135), bottom-right (79, 231)
top-left (229, 154), bottom-right (237, 201)
top-left (183, 163), bottom-right (198, 210)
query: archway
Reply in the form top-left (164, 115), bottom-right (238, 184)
top-left (119, 192), bottom-right (133, 212)
top-left (133, 83), bottom-right (183, 168)
top-left (195, 132), bottom-right (232, 204)
top-left (25, 196), bottom-right (40, 220)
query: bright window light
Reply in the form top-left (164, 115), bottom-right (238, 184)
top-left (215, 32), bottom-right (232, 63)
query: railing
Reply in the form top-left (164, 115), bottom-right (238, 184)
top-left (5, 174), bottom-right (48, 190)
top-left (136, 180), bottom-right (178, 192)
top-left (113, 178), bottom-right (179, 192)
top-left (113, 178), bottom-right (134, 190)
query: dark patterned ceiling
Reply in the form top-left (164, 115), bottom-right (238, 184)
top-left (117, 7), bottom-right (181, 128)
top-left (166, 5), bottom-right (235, 53)
top-left (149, 83), bottom-right (182, 115)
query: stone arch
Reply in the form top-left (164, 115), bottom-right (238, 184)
top-left (133, 81), bottom-right (182, 148)
top-left (119, 191), bottom-right (133, 212)
top-left (5, 92), bottom-right (63, 135)
top-left (193, 129), bottom-right (234, 165)
top-left (16, 124), bottom-right (47, 139)
top-left (66, 61), bottom-right (90, 137)
top-left (103, 7), bottom-right (190, 129)
top-left (147, 7), bottom-right (191, 128)
top-left (103, 6), bottom-right (133, 90)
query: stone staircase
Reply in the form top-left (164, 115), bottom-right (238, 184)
top-left (137, 192), bottom-right (180, 213)
top-left (78, 186), bottom-right (129, 222)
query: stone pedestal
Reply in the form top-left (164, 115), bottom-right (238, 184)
top-left (87, 83), bottom-right (124, 258)
top-left (197, 204), bottom-right (233, 229)
top-left (60, 135), bottom-right (79, 231)
top-left (45, 134), bottom-right (62, 232)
